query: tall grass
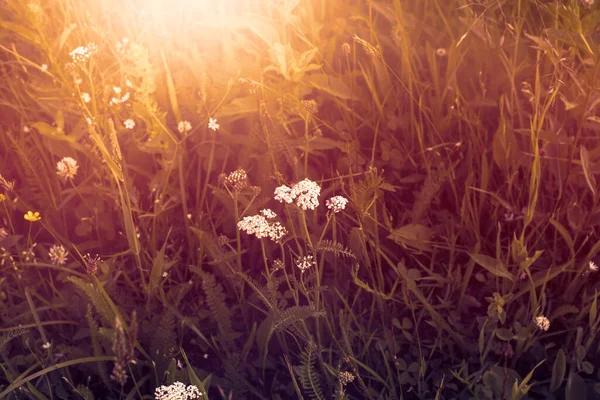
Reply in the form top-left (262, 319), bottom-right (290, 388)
top-left (1, 0), bottom-right (600, 399)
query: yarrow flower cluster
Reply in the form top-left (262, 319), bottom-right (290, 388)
top-left (124, 119), bottom-right (135, 129)
top-left (69, 43), bottom-right (98, 63)
top-left (110, 86), bottom-right (131, 105)
top-left (218, 169), bottom-right (249, 191)
top-left (295, 255), bottom-right (316, 273)
top-left (535, 316), bottom-right (550, 331)
top-left (154, 382), bottom-right (201, 400)
top-left (326, 196), bottom-right (349, 213)
top-left (48, 244), bottom-right (68, 266)
top-left (178, 120), bottom-right (192, 134)
top-left (56, 156), bottom-right (79, 180)
top-left (237, 211), bottom-right (287, 242)
top-left (274, 178), bottom-right (321, 210)
top-left (208, 117), bottom-right (219, 131)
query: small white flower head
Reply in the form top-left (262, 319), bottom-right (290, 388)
top-left (42, 342), bottom-right (51, 349)
top-left (535, 316), bottom-right (550, 331)
top-left (23, 126), bottom-right (30, 133)
top-left (116, 37), bottom-right (129, 54)
top-left (295, 255), bottom-right (315, 273)
top-left (21, 243), bottom-right (37, 262)
top-left (40, 64), bottom-right (48, 72)
top-left (48, 244), bottom-right (68, 266)
top-left (81, 92), bottom-right (91, 103)
top-left (69, 45), bottom-right (92, 63)
top-left (274, 185), bottom-right (294, 204)
top-left (338, 371), bottom-right (355, 386)
top-left (219, 169), bottom-right (248, 191)
top-left (589, 260), bottom-right (598, 272)
top-left (261, 209), bottom-right (277, 219)
top-left (126, 79), bottom-right (133, 88)
top-left (154, 381), bottom-right (201, 400)
top-left (291, 178), bottom-right (321, 210)
top-left (56, 156), bottom-right (79, 180)
top-left (178, 120), bottom-right (192, 134)
top-left (0, 227), bottom-right (8, 241)
top-left (237, 214), bottom-right (287, 242)
top-left (124, 119), bottom-right (135, 129)
top-left (113, 86), bottom-right (122, 94)
top-left (436, 48), bottom-right (447, 57)
top-left (208, 117), bottom-right (220, 131)
top-left (326, 196), bottom-right (349, 213)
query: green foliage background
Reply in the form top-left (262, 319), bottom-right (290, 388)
top-left (2, 0), bottom-right (600, 399)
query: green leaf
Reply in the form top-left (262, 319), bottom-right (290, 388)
top-left (566, 372), bottom-right (587, 400)
top-left (388, 224), bottom-right (433, 252)
top-left (550, 349), bottom-right (566, 392)
top-left (148, 228), bottom-right (177, 300)
top-left (580, 146), bottom-right (596, 196)
top-left (306, 73), bottom-right (355, 100)
top-left (181, 348), bottom-right (210, 400)
top-left (590, 291), bottom-right (598, 331)
top-left (56, 23), bottom-right (77, 53)
top-left (496, 328), bottom-right (514, 341)
top-left (469, 253), bottom-right (515, 281)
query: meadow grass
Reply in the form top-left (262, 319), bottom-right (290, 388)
top-left (1, 0), bottom-right (600, 399)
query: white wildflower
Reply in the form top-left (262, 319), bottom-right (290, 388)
top-left (535, 316), bottom-right (550, 331)
top-left (116, 37), bottom-right (129, 54)
top-left (178, 120), bottom-right (192, 134)
top-left (48, 244), bottom-right (68, 265)
top-left (154, 381), bottom-right (201, 400)
top-left (208, 117), bottom-right (219, 131)
top-left (69, 45), bottom-right (92, 63)
top-left (274, 185), bottom-right (294, 204)
top-left (589, 260), bottom-right (598, 272)
top-left (295, 255), bottom-right (315, 273)
top-left (261, 209), bottom-right (277, 219)
top-left (40, 64), bottom-right (48, 72)
top-left (56, 157), bottom-right (79, 180)
top-left (237, 214), bottom-right (287, 242)
top-left (124, 119), bottom-right (135, 129)
top-left (113, 86), bottom-right (122, 94)
top-left (0, 227), bottom-right (7, 241)
top-left (23, 126), bottom-right (30, 133)
top-left (291, 178), bottom-right (321, 210)
top-left (81, 92), bottom-right (91, 103)
top-left (326, 196), bottom-right (349, 213)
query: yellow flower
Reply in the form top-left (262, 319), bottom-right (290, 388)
top-left (0, 193), bottom-right (5, 202)
top-left (24, 211), bottom-right (41, 222)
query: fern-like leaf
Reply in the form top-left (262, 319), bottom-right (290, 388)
top-left (200, 271), bottom-right (238, 353)
top-left (296, 341), bottom-right (325, 400)
top-left (312, 240), bottom-right (356, 259)
top-left (68, 276), bottom-right (115, 326)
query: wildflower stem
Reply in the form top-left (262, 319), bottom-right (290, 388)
top-left (299, 210), bottom-right (313, 249)
top-left (233, 192), bottom-right (242, 273)
top-left (199, 130), bottom-right (216, 214)
top-left (260, 239), bottom-right (269, 278)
